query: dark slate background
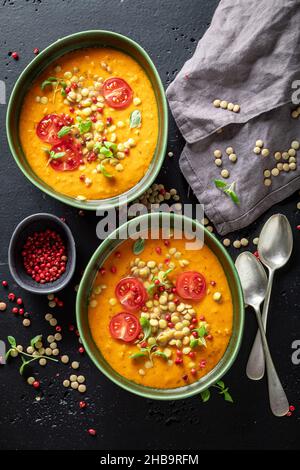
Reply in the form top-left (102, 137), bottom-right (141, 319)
top-left (0, 0), bottom-right (299, 451)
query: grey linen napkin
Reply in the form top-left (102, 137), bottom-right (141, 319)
top-left (167, 0), bottom-right (300, 235)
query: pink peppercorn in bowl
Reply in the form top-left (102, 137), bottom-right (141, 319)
top-left (8, 213), bottom-right (76, 294)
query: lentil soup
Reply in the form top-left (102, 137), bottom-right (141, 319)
top-left (88, 235), bottom-right (233, 389)
top-left (19, 48), bottom-right (159, 200)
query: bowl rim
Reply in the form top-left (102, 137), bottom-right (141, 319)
top-left (6, 30), bottom-right (168, 211)
top-left (76, 212), bottom-right (245, 400)
top-left (8, 212), bottom-right (76, 294)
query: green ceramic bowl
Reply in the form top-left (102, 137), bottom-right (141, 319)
top-left (76, 213), bottom-right (244, 400)
top-left (6, 31), bottom-right (168, 210)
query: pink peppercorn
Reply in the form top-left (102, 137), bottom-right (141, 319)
top-left (2, 281), bottom-right (8, 287)
top-left (8, 293), bottom-right (15, 301)
top-left (11, 51), bottom-right (19, 60)
top-left (175, 358), bottom-right (183, 365)
top-left (88, 428), bottom-right (97, 436)
top-left (33, 48), bottom-right (39, 55)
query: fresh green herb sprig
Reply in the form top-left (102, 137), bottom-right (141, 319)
top-left (94, 140), bottom-right (118, 159)
top-left (147, 268), bottom-right (174, 296)
top-left (130, 319), bottom-right (168, 364)
top-left (44, 149), bottom-right (65, 166)
top-left (214, 180), bottom-right (239, 205)
top-left (200, 380), bottom-right (233, 403)
top-left (76, 116), bottom-right (92, 135)
top-left (6, 335), bottom-right (58, 375)
top-left (133, 238), bottom-right (145, 255)
top-left (139, 316), bottom-right (151, 342)
top-left (41, 76), bottom-right (67, 96)
top-left (130, 344), bottom-right (168, 363)
top-left (57, 126), bottom-right (72, 138)
top-left (190, 322), bottom-right (209, 349)
top-left (57, 117), bottom-right (93, 139)
top-left (130, 109), bottom-right (142, 128)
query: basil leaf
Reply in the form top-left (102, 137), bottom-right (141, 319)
top-left (216, 380), bottom-right (225, 389)
top-left (57, 126), bottom-right (72, 138)
top-left (214, 179), bottom-right (228, 189)
top-left (139, 317), bottom-right (151, 341)
top-left (163, 268), bottom-right (173, 279)
top-left (147, 283), bottom-right (156, 296)
top-left (7, 336), bottom-right (16, 348)
top-left (152, 351), bottom-right (168, 360)
top-left (190, 338), bottom-right (199, 349)
top-left (93, 142), bottom-right (102, 153)
top-left (41, 77), bottom-right (58, 90)
top-left (198, 336), bottom-right (207, 348)
top-left (215, 180), bottom-right (240, 205)
top-left (98, 163), bottom-right (113, 178)
top-left (200, 388), bottom-right (211, 403)
top-left (104, 141), bottom-right (117, 153)
top-left (30, 335), bottom-right (42, 348)
top-left (225, 189), bottom-right (240, 205)
top-left (130, 109), bottom-right (142, 128)
top-left (78, 120), bottom-right (92, 134)
top-left (133, 238), bottom-right (145, 255)
top-left (223, 391), bottom-right (234, 403)
top-left (100, 147), bottom-right (113, 158)
top-left (196, 325), bottom-right (208, 338)
top-left (129, 352), bottom-right (147, 359)
top-left (50, 151), bottom-right (65, 160)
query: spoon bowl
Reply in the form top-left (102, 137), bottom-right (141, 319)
top-left (235, 252), bottom-right (267, 308)
top-left (258, 214), bottom-right (293, 270)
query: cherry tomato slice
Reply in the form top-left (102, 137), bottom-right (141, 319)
top-left (109, 312), bottom-right (141, 342)
top-left (176, 271), bottom-right (206, 300)
top-left (49, 141), bottom-right (81, 172)
top-left (36, 113), bottom-right (73, 144)
top-left (115, 277), bottom-right (147, 311)
top-left (102, 77), bottom-right (133, 109)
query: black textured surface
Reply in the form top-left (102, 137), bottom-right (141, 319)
top-left (0, 0), bottom-right (299, 451)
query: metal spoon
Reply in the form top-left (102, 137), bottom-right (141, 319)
top-left (235, 252), bottom-right (289, 417)
top-left (246, 214), bottom-right (293, 380)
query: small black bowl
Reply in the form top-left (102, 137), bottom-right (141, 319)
top-left (8, 213), bottom-right (76, 294)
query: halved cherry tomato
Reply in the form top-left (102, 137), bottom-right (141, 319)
top-left (49, 141), bottom-right (82, 171)
top-left (102, 77), bottom-right (133, 109)
top-left (176, 271), bottom-right (206, 300)
top-left (115, 277), bottom-right (147, 311)
top-left (36, 113), bottom-right (73, 144)
top-left (109, 312), bottom-right (141, 342)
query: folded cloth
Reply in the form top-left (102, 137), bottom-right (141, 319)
top-left (167, 0), bottom-right (300, 235)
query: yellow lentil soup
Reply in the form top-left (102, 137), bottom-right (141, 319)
top-left (19, 48), bottom-right (159, 200)
top-left (88, 235), bottom-right (233, 389)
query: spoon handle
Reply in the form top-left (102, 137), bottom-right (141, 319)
top-left (253, 305), bottom-right (289, 417)
top-left (246, 268), bottom-right (274, 380)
